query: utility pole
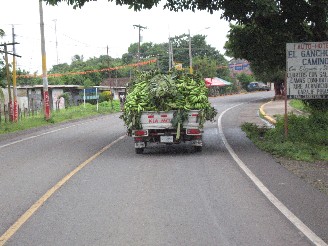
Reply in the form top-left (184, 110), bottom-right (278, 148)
top-left (133, 24), bottom-right (147, 65)
top-left (39, 0), bottom-right (51, 120)
top-left (12, 26), bottom-right (18, 122)
top-left (4, 44), bottom-right (12, 121)
top-left (168, 37), bottom-right (171, 70)
top-left (106, 45), bottom-right (111, 89)
top-left (168, 37), bottom-right (174, 70)
top-left (53, 19), bottom-right (59, 65)
top-left (188, 27), bottom-right (209, 74)
top-left (0, 42), bottom-right (20, 122)
top-left (188, 29), bottom-right (192, 74)
top-left (171, 40), bottom-right (174, 69)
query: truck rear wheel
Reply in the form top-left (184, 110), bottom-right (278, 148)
top-left (135, 148), bottom-right (144, 154)
top-left (194, 146), bottom-right (202, 152)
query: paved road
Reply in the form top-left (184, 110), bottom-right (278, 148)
top-left (0, 91), bottom-right (327, 245)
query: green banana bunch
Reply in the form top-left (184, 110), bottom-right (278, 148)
top-left (120, 70), bottom-right (217, 134)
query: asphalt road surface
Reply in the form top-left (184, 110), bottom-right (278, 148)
top-left (0, 91), bottom-right (327, 246)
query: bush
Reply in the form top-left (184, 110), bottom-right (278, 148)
top-left (241, 112), bottom-right (328, 162)
top-left (236, 73), bottom-right (255, 90)
top-left (99, 91), bottom-right (113, 102)
top-left (304, 99), bottom-right (328, 112)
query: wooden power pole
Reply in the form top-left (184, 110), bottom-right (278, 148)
top-left (0, 42), bottom-right (20, 122)
top-left (133, 24), bottom-right (147, 66)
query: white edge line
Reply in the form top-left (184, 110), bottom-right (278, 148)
top-left (218, 103), bottom-right (327, 246)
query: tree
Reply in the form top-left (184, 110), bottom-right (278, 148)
top-left (236, 72), bottom-right (255, 90)
top-left (167, 34), bottom-right (227, 73)
top-left (39, 1), bottom-right (328, 112)
top-left (123, 42), bottom-right (167, 71)
top-left (222, 0), bottom-right (328, 111)
top-left (193, 56), bottom-right (217, 79)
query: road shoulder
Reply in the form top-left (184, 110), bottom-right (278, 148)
top-left (259, 99), bottom-right (328, 196)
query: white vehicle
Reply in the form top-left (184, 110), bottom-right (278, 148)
top-left (132, 110), bottom-right (202, 154)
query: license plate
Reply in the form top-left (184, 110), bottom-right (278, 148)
top-left (135, 142), bottom-right (145, 148)
top-left (160, 136), bottom-right (173, 143)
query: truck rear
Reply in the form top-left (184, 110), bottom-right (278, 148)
top-left (119, 70), bottom-right (217, 154)
top-left (132, 110), bottom-right (202, 153)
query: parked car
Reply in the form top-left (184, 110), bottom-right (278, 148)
top-left (247, 82), bottom-right (270, 92)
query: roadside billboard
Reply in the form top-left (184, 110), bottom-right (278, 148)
top-left (286, 42), bottom-right (328, 99)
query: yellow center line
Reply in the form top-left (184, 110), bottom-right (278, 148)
top-left (0, 135), bottom-right (126, 246)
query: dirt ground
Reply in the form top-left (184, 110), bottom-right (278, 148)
top-left (239, 100), bottom-right (328, 197)
top-left (274, 157), bottom-right (328, 196)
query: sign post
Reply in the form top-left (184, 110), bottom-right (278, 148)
top-left (284, 73), bottom-right (288, 139)
top-left (82, 88), bottom-right (99, 110)
top-left (286, 41), bottom-right (328, 139)
top-left (286, 42), bottom-right (328, 99)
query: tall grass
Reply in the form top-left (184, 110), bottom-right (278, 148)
top-left (0, 101), bottom-right (121, 134)
top-left (242, 111), bottom-right (328, 162)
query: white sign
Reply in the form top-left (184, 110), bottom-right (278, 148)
top-left (286, 42), bottom-right (328, 99)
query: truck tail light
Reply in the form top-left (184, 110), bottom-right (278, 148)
top-left (186, 129), bottom-right (201, 135)
top-left (133, 130), bottom-right (148, 137)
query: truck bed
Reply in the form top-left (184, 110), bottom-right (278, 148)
top-left (139, 110), bottom-right (201, 129)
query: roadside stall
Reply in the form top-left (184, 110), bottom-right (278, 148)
top-left (205, 77), bottom-right (232, 96)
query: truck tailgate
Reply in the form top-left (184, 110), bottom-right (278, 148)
top-left (140, 110), bottom-right (200, 129)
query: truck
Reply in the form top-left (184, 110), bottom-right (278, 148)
top-left (132, 110), bottom-right (203, 154)
top-left (120, 70), bottom-right (217, 154)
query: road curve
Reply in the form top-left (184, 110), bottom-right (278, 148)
top-left (0, 91), bottom-right (327, 245)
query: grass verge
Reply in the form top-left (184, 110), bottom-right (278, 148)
top-left (241, 112), bottom-right (328, 162)
top-left (0, 101), bottom-right (121, 135)
top-left (289, 99), bottom-right (309, 112)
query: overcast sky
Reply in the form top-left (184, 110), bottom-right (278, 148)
top-left (1, 0), bottom-right (231, 73)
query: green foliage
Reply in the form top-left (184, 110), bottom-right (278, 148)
top-left (0, 101), bottom-right (120, 134)
top-left (224, 1), bottom-right (328, 83)
top-left (123, 34), bottom-right (228, 73)
top-left (241, 111), bottom-right (328, 162)
top-left (99, 90), bottom-right (113, 102)
top-left (290, 98), bottom-right (328, 114)
top-left (222, 1), bottom-right (328, 111)
top-left (193, 56), bottom-right (217, 78)
top-left (83, 78), bottom-right (94, 87)
top-left (289, 99), bottom-right (309, 112)
top-left (304, 99), bottom-right (328, 113)
top-left (236, 73), bottom-right (255, 90)
top-left (44, 0), bottom-right (160, 11)
top-left (120, 70), bottom-right (217, 134)
top-left (167, 34), bottom-right (226, 71)
top-left (45, 55), bottom-right (114, 86)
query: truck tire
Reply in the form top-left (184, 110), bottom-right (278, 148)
top-left (194, 146), bottom-right (202, 152)
top-left (135, 148), bottom-right (144, 154)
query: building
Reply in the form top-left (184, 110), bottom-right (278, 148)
top-left (228, 59), bottom-right (253, 76)
top-left (0, 76), bottom-right (130, 113)
top-left (101, 77), bottom-right (130, 99)
top-left (1, 85), bottom-right (113, 112)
